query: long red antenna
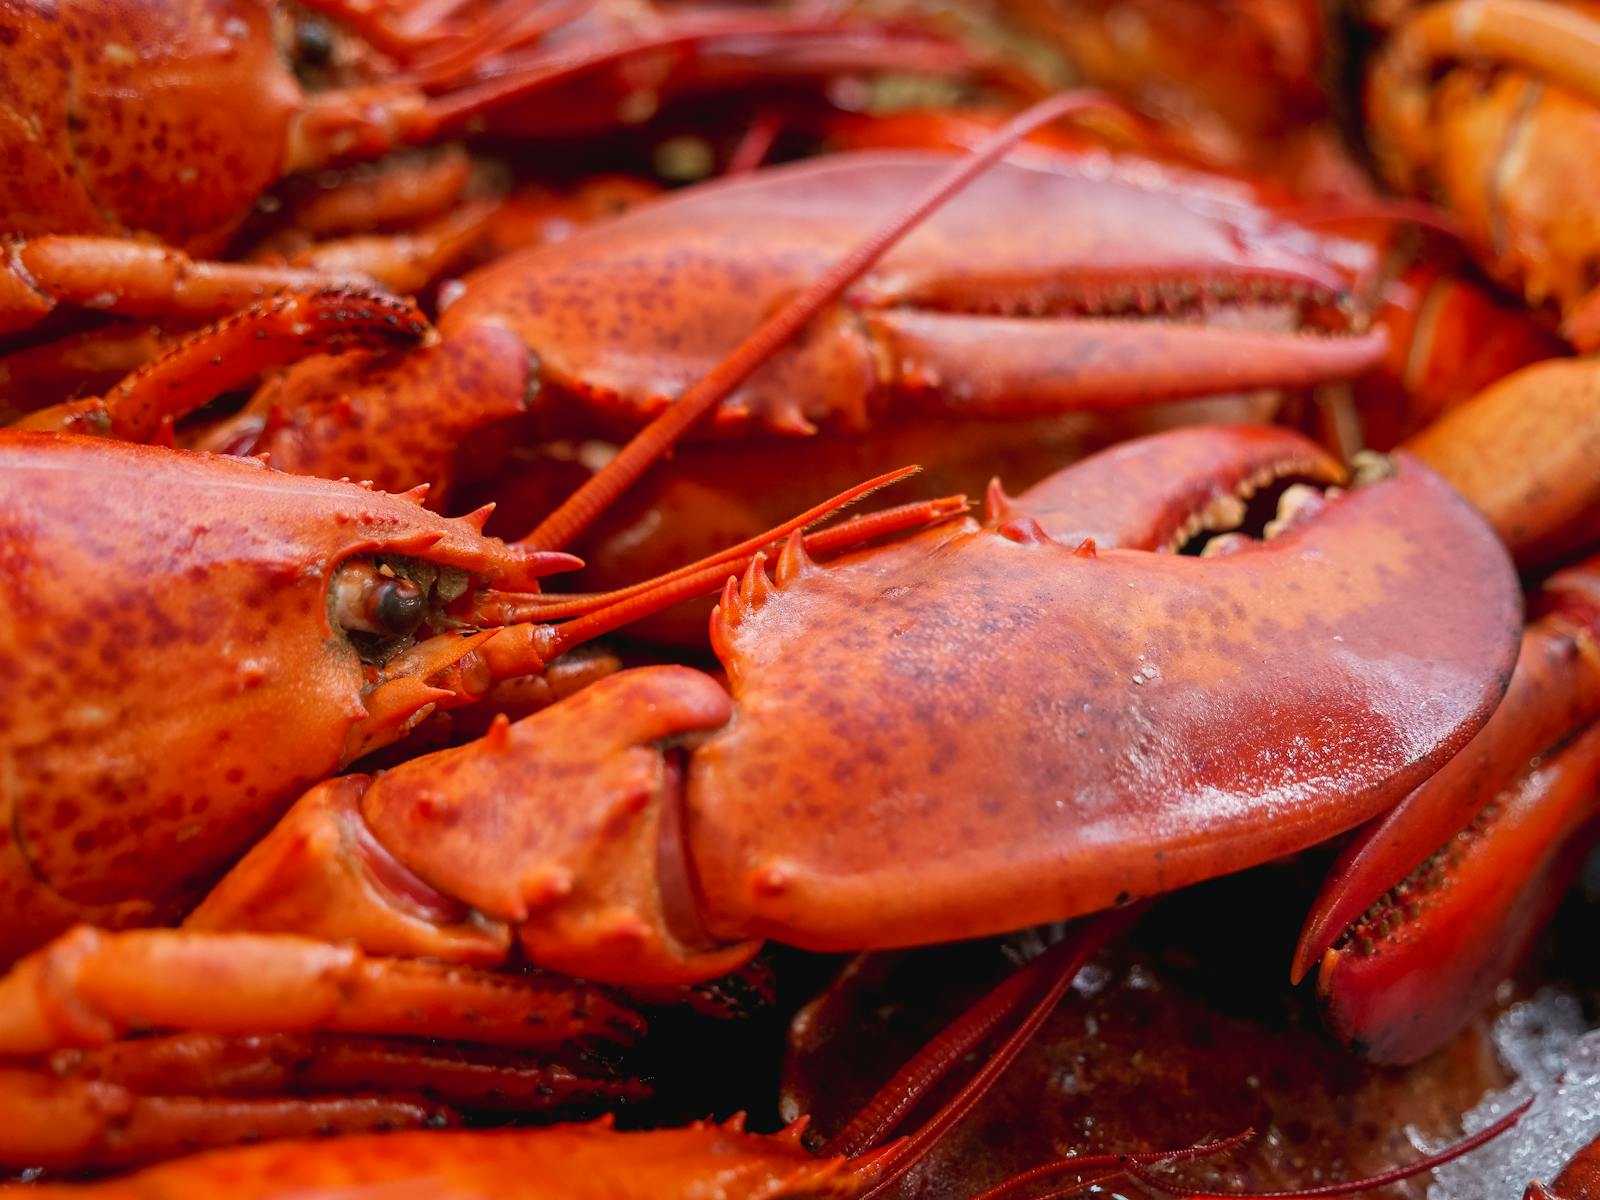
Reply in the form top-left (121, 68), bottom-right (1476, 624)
top-left (1125, 1096), bottom-right (1533, 1199)
top-left (840, 905), bottom-right (1145, 1200)
top-left (524, 89), bottom-right (1121, 552)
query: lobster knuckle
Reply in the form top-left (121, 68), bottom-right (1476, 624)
top-left (186, 777), bottom-right (512, 966)
top-left (688, 448), bottom-right (1521, 951)
top-left (360, 667), bottom-right (748, 986)
top-left (199, 322), bottom-right (534, 505)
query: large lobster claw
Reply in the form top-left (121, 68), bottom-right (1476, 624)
top-left (687, 431), bottom-right (1520, 952)
top-left (412, 153), bottom-right (1389, 442)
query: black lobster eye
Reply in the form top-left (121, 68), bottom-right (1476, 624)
top-left (295, 18), bottom-right (333, 67)
top-left (329, 561), bottom-right (429, 642)
top-left (372, 578), bottom-right (426, 636)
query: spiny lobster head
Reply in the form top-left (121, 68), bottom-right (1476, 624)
top-left (450, 152), bottom-right (1389, 440)
top-left (686, 425), bottom-right (1522, 952)
top-left (0, 432), bottom-right (569, 911)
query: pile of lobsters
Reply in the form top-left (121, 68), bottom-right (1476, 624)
top-left (3, 0), bottom-right (1600, 1194)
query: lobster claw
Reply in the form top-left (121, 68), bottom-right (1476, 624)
top-left (1297, 555), bottom-right (1600, 1062)
top-left (448, 153), bottom-right (1392, 441)
top-left (683, 431), bottom-right (1522, 952)
top-left (1315, 719), bottom-right (1600, 1064)
top-left (1002, 423), bottom-right (1343, 551)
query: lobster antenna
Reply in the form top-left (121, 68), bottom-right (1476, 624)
top-left (472, 494), bottom-right (965, 625)
top-left (459, 470), bottom-right (965, 676)
top-left (1280, 197), bottom-right (1463, 240)
top-left (421, 18), bottom-right (975, 118)
top-left (488, 464), bottom-right (930, 622)
top-left (1118, 1094), bottom-right (1533, 1198)
top-left (523, 88), bottom-right (1124, 553)
top-left (968, 1130), bottom-right (1257, 1200)
top-left (532, 493), bottom-right (966, 655)
top-left (832, 904), bottom-right (1146, 1200)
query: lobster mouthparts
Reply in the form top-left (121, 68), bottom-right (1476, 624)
top-left (687, 429), bottom-right (1522, 951)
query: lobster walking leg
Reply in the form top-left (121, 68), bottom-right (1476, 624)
top-left (13, 289), bottom-right (431, 441)
top-left (0, 238), bottom-right (391, 336)
top-left (0, 1029), bottom-right (648, 1171)
top-left (0, 927), bottom-right (643, 1056)
top-left (13, 1118), bottom-right (891, 1199)
top-left (0, 324), bottom-right (169, 422)
top-left (259, 199), bottom-right (502, 297)
top-left (41, 1031), bottom-right (645, 1114)
top-left (0, 1067), bottom-right (453, 1173)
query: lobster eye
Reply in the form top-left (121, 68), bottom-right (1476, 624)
top-left (329, 561), bottom-right (428, 640)
top-left (372, 578), bottom-right (426, 635)
top-left (295, 18), bottom-right (333, 66)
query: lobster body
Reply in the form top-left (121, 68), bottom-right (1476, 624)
top-left (1365, 0), bottom-right (1600, 335)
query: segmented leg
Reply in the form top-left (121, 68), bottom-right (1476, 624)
top-left (47, 1030), bottom-right (646, 1113)
top-left (15, 1119), bottom-right (875, 1200)
top-left (0, 927), bottom-right (644, 1055)
top-left (271, 200), bottom-right (500, 295)
top-left (0, 1065), bottom-right (450, 1172)
top-left (14, 288), bottom-right (430, 441)
top-left (256, 146), bottom-right (474, 243)
top-left (0, 323), bottom-right (168, 422)
top-left (0, 237), bottom-right (386, 336)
